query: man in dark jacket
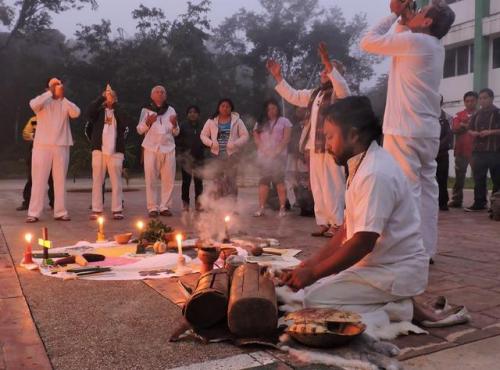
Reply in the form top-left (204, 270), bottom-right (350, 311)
top-left (436, 97), bottom-right (453, 211)
top-left (465, 88), bottom-right (500, 212)
top-left (176, 105), bottom-right (205, 211)
top-left (85, 85), bottom-right (128, 220)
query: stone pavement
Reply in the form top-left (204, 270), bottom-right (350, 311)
top-left (0, 178), bottom-right (499, 369)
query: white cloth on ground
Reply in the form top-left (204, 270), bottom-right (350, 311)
top-left (143, 149), bottom-right (176, 212)
top-left (28, 145), bottom-right (70, 218)
top-left (91, 150), bottom-right (124, 213)
top-left (383, 134), bottom-right (440, 257)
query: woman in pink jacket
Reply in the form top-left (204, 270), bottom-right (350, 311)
top-left (200, 98), bottom-right (249, 202)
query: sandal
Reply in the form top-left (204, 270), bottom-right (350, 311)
top-left (148, 211), bottom-right (159, 218)
top-left (113, 212), bottom-right (124, 220)
top-left (55, 215), bottom-right (71, 221)
top-left (160, 209), bottom-right (172, 217)
top-left (421, 306), bottom-right (471, 328)
top-left (89, 212), bottom-right (102, 221)
top-left (253, 208), bottom-right (265, 217)
top-left (311, 225), bottom-right (329, 237)
top-left (25, 216), bottom-right (39, 223)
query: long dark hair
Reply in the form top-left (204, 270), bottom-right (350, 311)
top-left (211, 98), bottom-right (235, 119)
top-left (256, 98), bottom-right (281, 133)
top-left (324, 96), bottom-right (382, 145)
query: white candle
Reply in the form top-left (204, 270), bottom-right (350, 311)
top-left (176, 234), bottom-right (183, 256)
top-left (224, 216), bottom-right (230, 238)
top-left (97, 216), bottom-right (104, 234)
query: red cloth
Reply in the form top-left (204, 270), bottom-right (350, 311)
top-left (452, 109), bottom-right (475, 158)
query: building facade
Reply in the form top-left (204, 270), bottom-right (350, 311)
top-left (421, 0), bottom-right (500, 115)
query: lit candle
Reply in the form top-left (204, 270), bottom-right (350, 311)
top-left (135, 220), bottom-right (146, 254)
top-left (223, 215), bottom-right (231, 242)
top-left (176, 233), bottom-right (183, 256)
top-left (23, 233), bottom-right (34, 264)
top-left (136, 220), bottom-right (144, 235)
top-left (97, 216), bottom-right (105, 242)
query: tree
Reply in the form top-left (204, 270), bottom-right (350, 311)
top-left (0, 0), bottom-right (97, 49)
top-left (212, 0), bottom-right (379, 118)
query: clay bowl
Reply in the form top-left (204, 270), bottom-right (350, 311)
top-left (114, 233), bottom-right (133, 244)
top-left (288, 322), bottom-right (366, 348)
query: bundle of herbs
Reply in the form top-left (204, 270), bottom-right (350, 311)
top-left (139, 219), bottom-right (173, 243)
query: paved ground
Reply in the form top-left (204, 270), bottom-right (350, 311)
top-left (0, 178), bottom-right (499, 369)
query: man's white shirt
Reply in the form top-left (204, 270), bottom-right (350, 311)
top-left (344, 141), bottom-right (429, 296)
top-left (29, 91), bottom-right (81, 146)
top-left (360, 14), bottom-right (444, 138)
top-left (101, 108), bottom-right (117, 155)
top-left (137, 106), bottom-right (179, 153)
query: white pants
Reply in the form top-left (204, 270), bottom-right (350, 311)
top-left (144, 149), bottom-right (176, 212)
top-left (28, 145), bottom-right (69, 218)
top-left (92, 150), bottom-right (124, 213)
top-left (285, 154), bottom-right (297, 206)
top-left (303, 271), bottom-right (413, 322)
top-left (384, 135), bottom-right (440, 257)
top-left (309, 151), bottom-right (345, 226)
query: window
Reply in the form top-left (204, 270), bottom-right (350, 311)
top-left (443, 44), bottom-right (474, 78)
top-left (493, 38), bottom-right (500, 69)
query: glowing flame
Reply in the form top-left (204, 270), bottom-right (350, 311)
top-left (136, 221), bottom-right (144, 230)
top-left (24, 233), bottom-right (33, 243)
top-left (97, 216), bottom-right (104, 225)
top-left (224, 216), bottom-right (230, 223)
top-left (175, 233), bottom-right (183, 243)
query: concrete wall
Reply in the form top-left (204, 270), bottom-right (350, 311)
top-left (440, 74), bottom-right (475, 104)
top-left (483, 12), bottom-right (500, 36)
top-left (450, 0), bottom-right (475, 26)
top-left (490, 0), bottom-right (500, 15)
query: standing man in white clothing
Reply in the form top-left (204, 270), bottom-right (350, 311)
top-left (267, 42), bottom-right (351, 237)
top-left (360, 0), bottom-right (455, 259)
top-left (26, 78), bottom-right (81, 223)
top-left (137, 85), bottom-right (179, 218)
top-left (85, 85), bottom-right (128, 220)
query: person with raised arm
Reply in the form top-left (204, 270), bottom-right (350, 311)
top-left (267, 42), bottom-right (350, 238)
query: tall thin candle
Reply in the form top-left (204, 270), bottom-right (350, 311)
top-left (176, 234), bottom-right (183, 256)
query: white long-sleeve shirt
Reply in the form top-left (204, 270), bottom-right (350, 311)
top-left (29, 91), bottom-right (81, 146)
top-left (345, 141), bottom-right (428, 296)
top-left (136, 106), bottom-right (179, 153)
top-left (275, 68), bottom-right (351, 151)
top-left (360, 14), bottom-right (444, 138)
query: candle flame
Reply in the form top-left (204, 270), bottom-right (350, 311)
top-left (224, 216), bottom-right (230, 223)
top-left (136, 221), bottom-right (144, 230)
top-left (97, 216), bottom-right (104, 225)
top-left (24, 233), bottom-right (32, 243)
top-left (175, 233), bottom-right (183, 243)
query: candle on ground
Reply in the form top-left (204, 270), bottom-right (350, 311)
top-left (176, 233), bottom-right (183, 256)
top-left (97, 216), bottom-right (105, 242)
top-left (223, 215), bottom-right (231, 242)
top-left (23, 233), bottom-right (34, 264)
